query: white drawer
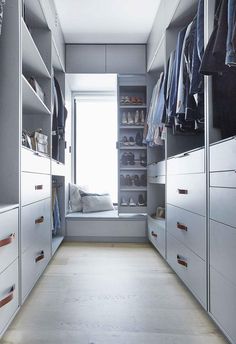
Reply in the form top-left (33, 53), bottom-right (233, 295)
top-left (167, 174), bottom-right (206, 216)
top-left (167, 148), bottom-right (204, 175)
top-left (148, 216), bottom-right (166, 257)
top-left (0, 260), bottom-right (19, 336)
top-left (21, 199), bottom-right (51, 254)
top-left (21, 244), bottom-right (50, 301)
top-left (22, 147), bottom-right (50, 174)
top-left (167, 204), bottom-right (205, 260)
top-left (148, 160), bottom-right (165, 177)
top-left (167, 233), bottom-right (206, 307)
top-left (148, 175), bottom-right (165, 184)
top-left (210, 267), bottom-right (236, 344)
top-left (210, 137), bottom-right (236, 172)
top-left (210, 220), bottom-right (236, 286)
top-left (21, 172), bottom-right (51, 206)
top-left (210, 171), bottom-right (236, 188)
top-left (0, 209), bottom-right (18, 273)
top-left (210, 187), bottom-right (236, 228)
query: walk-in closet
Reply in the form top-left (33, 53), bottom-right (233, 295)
top-left (0, 0), bottom-right (235, 343)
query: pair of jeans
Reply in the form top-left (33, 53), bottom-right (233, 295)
top-left (226, 0), bottom-right (236, 66)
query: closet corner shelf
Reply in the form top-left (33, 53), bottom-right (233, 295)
top-left (52, 235), bottom-right (64, 256)
top-left (52, 37), bottom-right (65, 73)
top-left (52, 159), bottom-right (66, 176)
top-left (120, 188), bottom-right (147, 192)
top-left (22, 75), bottom-right (51, 115)
top-left (22, 19), bottom-right (51, 79)
top-left (120, 126), bottom-right (144, 129)
top-left (120, 105), bottom-right (147, 109)
top-left (0, 204), bottom-right (19, 214)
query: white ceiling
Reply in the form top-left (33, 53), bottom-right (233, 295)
top-left (67, 74), bottom-right (117, 92)
top-left (53, 0), bottom-right (161, 44)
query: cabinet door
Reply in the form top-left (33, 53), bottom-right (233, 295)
top-left (66, 45), bottom-right (106, 73)
top-left (106, 45), bottom-right (146, 74)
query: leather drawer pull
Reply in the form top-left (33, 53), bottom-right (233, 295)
top-left (35, 250), bottom-right (44, 263)
top-left (0, 233), bottom-right (15, 248)
top-left (35, 216), bottom-right (44, 224)
top-left (177, 254), bottom-right (188, 267)
top-left (35, 185), bottom-right (43, 190)
top-left (0, 285), bottom-right (15, 309)
top-left (151, 231), bottom-right (158, 238)
top-left (177, 222), bottom-right (188, 231)
top-left (178, 189), bottom-right (188, 195)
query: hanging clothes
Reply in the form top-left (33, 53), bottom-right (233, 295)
top-left (0, 0), bottom-right (6, 35)
top-left (52, 183), bottom-right (61, 235)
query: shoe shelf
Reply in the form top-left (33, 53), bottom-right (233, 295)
top-left (120, 126), bottom-right (144, 129)
top-left (120, 166), bottom-right (147, 170)
top-left (119, 206), bottom-right (147, 214)
top-left (120, 188), bottom-right (147, 192)
top-left (120, 105), bottom-right (147, 109)
top-left (120, 146), bottom-right (146, 150)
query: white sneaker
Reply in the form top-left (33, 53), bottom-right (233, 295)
top-left (129, 197), bottom-right (136, 206)
top-left (122, 112), bottom-right (128, 125)
top-left (134, 110), bottom-right (140, 125)
top-left (127, 112), bottom-right (134, 125)
top-left (140, 110), bottom-right (145, 124)
top-left (121, 197), bottom-right (127, 206)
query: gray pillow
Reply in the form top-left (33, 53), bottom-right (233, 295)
top-left (82, 194), bottom-right (114, 213)
top-left (68, 183), bottom-right (83, 212)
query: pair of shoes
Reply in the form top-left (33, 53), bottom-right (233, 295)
top-left (120, 174), bottom-right (126, 186)
top-left (120, 197), bottom-right (136, 206)
top-left (121, 136), bottom-right (135, 146)
top-left (135, 131), bottom-right (143, 146)
top-left (133, 175), bottom-right (140, 186)
top-left (134, 110), bottom-right (145, 125)
top-left (140, 174), bottom-right (147, 186)
top-left (137, 194), bottom-right (145, 206)
top-left (120, 96), bottom-right (131, 105)
top-left (121, 152), bottom-right (135, 165)
top-left (125, 175), bottom-right (133, 186)
top-left (130, 96), bottom-right (143, 105)
top-left (122, 112), bottom-right (134, 125)
top-left (140, 153), bottom-right (147, 167)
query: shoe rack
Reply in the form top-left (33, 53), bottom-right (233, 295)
top-left (118, 75), bottom-right (147, 214)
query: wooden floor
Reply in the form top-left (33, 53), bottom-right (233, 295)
top-left (2, 243), bottom-right (228, 344)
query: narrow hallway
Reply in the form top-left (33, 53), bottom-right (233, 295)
top-left (2, 243), bottom-right (227, 344)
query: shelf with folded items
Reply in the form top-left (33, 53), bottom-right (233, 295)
top-left (22, 19), bottom-right (51, 79)
top-left (22, 75), bottom-right (51, 115)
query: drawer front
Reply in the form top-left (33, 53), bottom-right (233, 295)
top-left (21, 172), bottom-right (51, 206)
top-left (21, 244), bottom-right (50, 301)
top-left (210, 187), bottom-right (236, 228)
top-left (148, 175), bottom-right (165, 184)
top-left (167, 233), bottom-right (206, 306)
top-left (0, 260), bottom-right (19, 336)
top-left (148, 216), bottom-right (166, 257)
top-left (21, 199), bottom-right (51, 253)
top-left (167, 174), bottom-right (206, 216)
top-left (210, 171), bottom-right (236, 188)
top-left (22, 147), bottom-right (50, 174)
top-left (210, 137), bottom-right (236, 172)
top-left (167, 148), bottom-right (204, 175)
top-left (210, 267), bottom-right (236, 344)
top-left (167, 204), bottom-right (205, 260)
top-left (0, 209), bottom-right (18, 273)
top-left (210, 220), bottom-right (236, 286)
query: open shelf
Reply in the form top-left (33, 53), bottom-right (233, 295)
top-left (120, 166), bottom-right (147, 171)
top-left (52, 236), bottom-right (64, 256)
top-left (22, 75), bottom-right (51, 115)
top-left (120, 105), bottom-right (147, 109)
top-left (52, 38), bottom-right (65, 72)
top-left (120, 146), bottom-right (146, 150)
top-left (22, 19), bottom-right (51, 78)
top-left (119, 206), bottom-right (147, 214)
top-left (120, 125), bottom-right (144, 129)
top-left (120, 187), bottom-right (147, 192)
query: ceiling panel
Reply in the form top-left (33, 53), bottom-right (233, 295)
top-left (53, 0), bottom-right (161, 44)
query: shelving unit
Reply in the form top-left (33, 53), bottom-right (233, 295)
top-left (118, 76), bottom-right (147, 215)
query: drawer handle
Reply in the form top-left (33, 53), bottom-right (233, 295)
top-left (178, 189), bottom-right (188, 195)
top-left (35, 250), bottom-right (44, 263)
top-left (177, 254), bottom-right (188, 267)
top-left (177, 222), bottom-right (188, 231)
top-left (176, 153), bottom-right (190, 159)
top-left (0, 285), bottom-right (15, 309)
top-left (35, 216), bottom-right (44, 224)
top-left (151, 231), bottom-right (158, 238)
top-left (35, 185), bottom-right (43, 190)
top-left (0, 233), bottom-right (15, 248)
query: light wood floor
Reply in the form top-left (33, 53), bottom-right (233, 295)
top-left (2, 243), bottom-right (228, 344)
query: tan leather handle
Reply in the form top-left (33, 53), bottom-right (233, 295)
top-left (177, 222), bottom-right (188, 231)
top-left (177, 254), bottom-right (188, 267)
top-left (35, 216), bottom-right (44, 224)
top-left (0, 233), bottom-right (15, 248)
top-left (35, 185), bottom-right (43, 190)
top-left (35, 250), bottom-right (44, 263)
top-left (178, 189), bottom-right (188, 195)
top-left (0, 285), bottom-right (15, 309)
top-left (151, 231), bottom-right (157, 238)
